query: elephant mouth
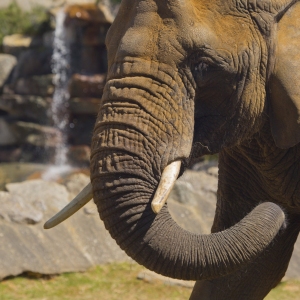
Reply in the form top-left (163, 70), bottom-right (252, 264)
top-left (44, 160), bottom-right (182, 229)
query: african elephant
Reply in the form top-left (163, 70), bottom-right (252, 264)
top-left (45, 0), bottom-right (300, 299)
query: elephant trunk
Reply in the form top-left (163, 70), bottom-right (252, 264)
top-left (90, 66), bottom-right (285, 280)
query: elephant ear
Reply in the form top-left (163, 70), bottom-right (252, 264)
top-left (269, 1), bottom-right (300, 149)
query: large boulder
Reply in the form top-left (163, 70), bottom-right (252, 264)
top-left (2, 34), bottom-right (43, 57)
top-left (0, 118), bottom-right (17, 146)
top-left (0, 209), bottom-right (128, 280)
top-left (69, 73), bottom-right (105, 98)
top-left (0, 191), bottom-right (43, 224)
top-left (11, 75), bottom-right (54, 97)
top-left (0, 163), bottom-right (48, 189)
top-left (0, 54), bottom-right (17, 90)
top-left (63, 2), bottom-right (114, 25)
top-left (69, 97), bottom-right (100, 115)
top-left (10, 48), bottom-right (52, 80)
top-left (67, 145), bottom-right (91, 166)
top-left (0, 95), bottom-right (51, 124)
top-left (10, 121), bottom-right (62, 148)
top-left (0, 146), bottom-right (22, 163)
top-left (0, 174), bottom-right (128, 280)
top-left (68, 114), bottom-right (95, 145)
top-left (6, 179), bottom-right (69, 212)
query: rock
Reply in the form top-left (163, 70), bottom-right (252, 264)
top-left (69, 73), bottom-right (105, 98)
top-left (71, 44), bottom-right (108, 74)
top-left (67, 145), bottom-right (91, 166)
top-left (179, 170), bottom-right (218, 195)
top-left (0, 118), bottom-right (17, 146)
top-left (6, 179), bottom-right (69, 212)
top-left (192, 159), bottom-right (218, 172)
top-left (0, 191), bottom-right (43, 224)
top-left (81, 25), bottom-right (109, 46)
top-left (0, 175), bottom-right (127, 280)
top-left (137, 269), bottom-right (195, 288)
top-left (287, 241), bottom-right (300, 279)
top-left (2, 34), bottom-right (42, 57)
top-left (11, 48), bottom-right (52, 80)
top-left (63, 172), bottom-right (90, 199)
top-left (43, 31), bottom-right (54, 48)
top-left (207, 166), bottom-right (218, 177)
top-left (169, 181), bottom-right (198, 206)
top-left (12, 75), bottom-right (54, 97)
top-left (0, 207), bottom-right (128, 281)
top-left (0, 163), bottom-right (48, 190)
top-left (18, 144), bottom-right (56, 164)
top-left (0, 146), bottom-right (22, 164)
top-left (69, 98), bottom-right (100, 115)
top-left (10, 122), bottom-right (62, 148)
top-left (0, 95), bottom-right (51, 124)
top-left (69, 114), bottom-right (95, 145)
top-left (167, 170), bottom-right (218, 235)
top-left (84, 203), bottom-right (98, 215)
top-left (0, 54), bottom-right (17, 89)
top-left (64, 3), bottom-right (114, 25)
top-left (63, 172), bottom-right (97, 214)
top-left (3, 34), bottom-right (33, 49)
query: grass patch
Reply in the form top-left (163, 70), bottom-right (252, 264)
top-left (0, 1), bottom-right (49, 47)
top-left (266, 281), bottom-right (300, 300)
top-left (0, 263), bottom-right (190, 300)
top-left (0, 263), bottom-right (299, 300)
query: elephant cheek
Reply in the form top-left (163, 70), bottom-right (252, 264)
top-left (92, 77), bottom-right (195, 174)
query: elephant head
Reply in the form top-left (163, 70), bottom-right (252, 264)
top-left (45, 0), bottom-right (300, 282)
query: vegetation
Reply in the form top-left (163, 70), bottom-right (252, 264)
top-left (0, 1), bottom-right (49, 47)
top-left (0, 263), bottom-right (299, 300)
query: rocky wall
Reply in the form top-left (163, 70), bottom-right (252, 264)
top-left (0, 3), bottom-right (112, 166)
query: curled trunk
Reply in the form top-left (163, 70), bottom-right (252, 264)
top-left (91, 161), bottom-right (284, 280)
top-left (91, 71), bottom-right (285, 281)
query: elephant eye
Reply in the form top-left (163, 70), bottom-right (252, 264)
top-left (193, 61), bottom-right (210, 79)
top-left (195, 61), bottom-right (208, 72)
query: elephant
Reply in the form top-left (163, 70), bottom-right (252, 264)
top-left (45, 0), bottom-right (300, 299)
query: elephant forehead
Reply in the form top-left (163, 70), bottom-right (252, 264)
top-left (177, 2), bottom-right (255, 54)
top-left (115, 0), bottom-right (255, 63)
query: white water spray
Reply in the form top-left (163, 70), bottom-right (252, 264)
top-left (43, 9), bottom-right (74, 180)
top-left (51, 9), bottom-right (71, 166)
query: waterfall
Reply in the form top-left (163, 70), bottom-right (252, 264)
top-left (51, 9), bottom-right (71, 166)
top-left (42, 9), bottom-right (73, 180)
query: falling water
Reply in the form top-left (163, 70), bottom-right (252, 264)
top-left (43, 9), bottom-right (73, 180)
top-left (51, 9), bottom-right (71, 166)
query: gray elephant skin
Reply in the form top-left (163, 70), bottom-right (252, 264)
top-left (53, 0), bottom-right (300, 299)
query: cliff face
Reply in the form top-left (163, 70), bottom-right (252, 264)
top-left (0, 3), bottom-right (112, 165)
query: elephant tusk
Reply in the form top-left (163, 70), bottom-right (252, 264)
top-left (151, 160), bottom-right (181, 214)
top-left (44, 183), bottom-right (93, 229)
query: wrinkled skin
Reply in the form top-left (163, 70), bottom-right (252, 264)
top-left (90, 0), bottom-right (300, 299)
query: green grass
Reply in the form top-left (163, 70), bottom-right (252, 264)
top-left (0, 263), bottom-right (190, 300)
top-left (0, 1), bottom-right (49, 47)
top-left (266, 281), bottom-right (300, 300)
top-left (0, 263), bottom-right (299, 300)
